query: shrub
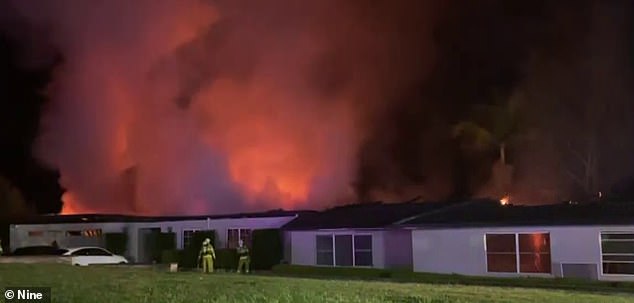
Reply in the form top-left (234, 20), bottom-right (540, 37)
top-left (161, 249), bottom-right (182, 264)
top-left (215, 248), bottom-right (238, 271)
top-left (181, 230), bottom-right (216, 268)
top-left (146, 232), bottom-right (176, 263)
top-left (104, 233), bottom-right (127, 255)
top-left (251, 229), bottom-right (283, 270)
top-left (156, 232), bottom-right (176, 258)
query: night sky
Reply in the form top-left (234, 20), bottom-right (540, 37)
top-left (1, 0), bottom-right (634, 216)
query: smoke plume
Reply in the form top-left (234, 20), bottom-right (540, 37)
top-left (6, 0), bottom-right (438, 214)
top-left (4, 0), bottom-right (634, 214)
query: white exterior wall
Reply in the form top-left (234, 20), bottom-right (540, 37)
top-left (155, 216), bottom-right (296, 249)
top-left (289, 229), bottom-right (386, 268)
top-left (10, 222), bottom-right (129, 250)
top-left (9, 215), bottom-right (296, 263)
top-left (412, 225), bottom-right (634, 281)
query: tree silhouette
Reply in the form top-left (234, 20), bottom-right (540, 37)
top-left (453, 92), bottom-right (528, 198)
top-left (453, 93), bottom-right (524, 165)
top-left (0, 176), bottom-right (30, 218)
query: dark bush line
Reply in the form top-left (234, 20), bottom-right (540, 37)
top-left (157, 229), bottom-right (284, 271)
top-left (270, 264), bottom-right (634, 294)
top-left (105, 232), bottom-right (128, 255)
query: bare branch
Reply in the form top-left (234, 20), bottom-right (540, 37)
top-left (565, 169), bottom-right (585, 187)
top-left (566, 141), bottom-right (590, 167)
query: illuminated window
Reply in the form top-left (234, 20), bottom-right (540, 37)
top-left (518, 233), bottom-right (551, 273)
top-left (227, 228), bottom-right (251, 249)
top-left (82, 229), bottom-right (102, 237)
top-left (486, 234), bottom-right (517, 273)
top-left (28, 231), bottom-right (44, 237)
top-left (485, 233), bottom-right (551, 274)
top-left (315, 234), bottom-right (373, 267)
top-left (601, 233), bottom-right (634, 275)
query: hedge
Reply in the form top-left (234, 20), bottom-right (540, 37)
top-left (181, 230), bottom-right (216, 268)
top-left (104, 233), bottom-right (128, 255)
top-left (215, 248), bottom-right (238, 271)
top-left (161, 249), bottom-right (182, 264)
top-left (145, 232), bottom-right (176, 263)
top-left (251, 229), bottom-right (283, 270)
top-left (270, 265), bottom-right (634, 294)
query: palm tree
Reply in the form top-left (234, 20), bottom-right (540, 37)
top-left (453, 94), bottom-right (524, 165)
top-left (453, 93), bottom-right (526, 200)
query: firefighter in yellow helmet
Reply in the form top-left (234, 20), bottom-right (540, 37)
top-left (198, 238), bottom-right (216, 273)
top-left (236, 239), bottom-right (250, 273)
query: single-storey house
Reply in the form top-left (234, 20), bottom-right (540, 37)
top-left (281, 201), bottom-right (453, 270)
top-left (398, 200), bottom-right (634, 281)
top-left (9, 210), bottom-right (304, 263)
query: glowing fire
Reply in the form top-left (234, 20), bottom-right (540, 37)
top-left (60, 192), bottom-right (90, 215)
top-left (500, 194), bottom-right (510, 205)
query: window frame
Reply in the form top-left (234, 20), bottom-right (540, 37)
top-left (353, 234), bottom-right (373, 267)
top-left (227, 228), bottom-right (252, 249)
top-left (316, 234), bottom-right (335, 266)
top-left (182, 229), bottom-right (200, 249)
top-left (600, 231), bottom-right (634, 276)
top-left (28, 231), bottom-right (44, 237)
top-left (314, 233), bottom-right (373, 267)
top-left (484, 232), bottom-right (551, 275)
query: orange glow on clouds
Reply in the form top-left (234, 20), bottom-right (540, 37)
top-left (18, 0), bottom-right (419, 215)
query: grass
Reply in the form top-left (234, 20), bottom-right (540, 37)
top-left (0, 264), bottom-right (633, 303)
top-left (271, 264), bottom-right (634, 294)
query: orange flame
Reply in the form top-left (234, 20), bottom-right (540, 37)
top-left (500, 194), bottom-right (510, 205)
top-left (60, 192), bottom-right (90, 215)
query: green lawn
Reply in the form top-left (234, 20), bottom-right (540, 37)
top-left (1, 264), bottom-right (634, 303)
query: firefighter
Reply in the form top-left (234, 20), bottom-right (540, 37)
top-left (236, 239), bottom-right (250, 273)
top-left (198, 238), bottom-right (216, 273)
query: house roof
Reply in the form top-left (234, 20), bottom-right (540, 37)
top-left (398, 200), bottom-right (634, 227)
top-left (281, 200), bottom-right (458, 230)
top-left (10, 209), bottom-right (312, 225)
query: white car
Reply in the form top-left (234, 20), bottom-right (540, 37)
top-left (63, 247), bottom-right (128, 266)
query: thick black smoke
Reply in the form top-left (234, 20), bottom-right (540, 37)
top-left (1, 0), bottom-right (634, 215)
top-left (355, 0), bottom-right (634, 204)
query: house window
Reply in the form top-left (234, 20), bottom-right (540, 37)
top-left (485, 233), bottom-right (551, 274)
top-left (82, 229), bottom-right (102, 237)
top-left (315, 234), bottom-right (373, 267)
top-left (354, 235), bottom-right (373, 266)
top-left (335, 235), bottom-right (353, 266)
top-left (183, 229), bottom-right (199, 248)
top-left (518, 233), bottom-right (551, 273)
top-left (28, 231), bottom-right (44, 237)
top-left (486, 234), bottom-right (517, 273)
top-left (227, 228), bottom-right (252, 248)
top-left (601, 233), bottom-right (634, 275)
top-left (316, 235), bottom-right (334, 266)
